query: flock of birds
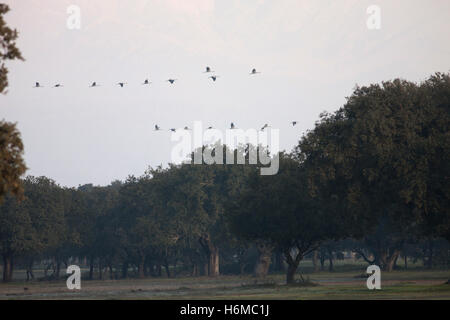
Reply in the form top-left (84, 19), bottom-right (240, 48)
top-left (155, 121), bottom-right (298, 133)
top-left (33, 66), bottom-right (261, 88)
top-left (32, 66), bottom-right (299, 132)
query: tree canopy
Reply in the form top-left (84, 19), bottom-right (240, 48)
top-left (0, 4), bottom-right (26, 203)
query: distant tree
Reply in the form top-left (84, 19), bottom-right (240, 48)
top-left (295, 73), bottom-right (450, 271)
top-left (73, 183), bottom-right (118, 280)
top-left (0, 4), bottom-right (23, 94)
top-left (0, 122), bottom-right (26, 202)
top-left (0, 176), bottom-right (65, 282)
top-left (22, 177), bottom-right (66, 279)
top-left (151, 162), bottom-right (216, 277)
top-left (187, 143), bottom-right (270, 277)
top-left (0, 4), bottom-right (26, 202)
top-left (414, 74), bottom-right (450, 243)
top-left (112, 175), bottom-right (167, 278)
top-left (229, 153), bottom-right (338, 284)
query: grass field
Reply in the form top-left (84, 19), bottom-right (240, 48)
top-left (1, 260), bottom-right (449, 300)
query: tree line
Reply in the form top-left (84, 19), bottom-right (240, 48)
top-left (1, 73), bottom-right (449, 284)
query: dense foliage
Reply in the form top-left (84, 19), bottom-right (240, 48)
top-left (0, 4), bottom-right (26, 203)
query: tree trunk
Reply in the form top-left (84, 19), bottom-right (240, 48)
top-left (157, 264), bottom-right (162, 277)
top-left (147, 262), bottom-right (154, 277)
top-left (172, 259), bottom-right (178, 277)
top-left (26, 260), bottom-right (34, 281)
top-left (121, 262), bottom-right (128, 279)
top-left (240, 263), bottom-right (247, 275)
top-left (393, 254), bottom-right (399, 270)
top-left (374, 246), bottom-right (401, 272)
top-left (2, 253), bottom-right (14, 283)
top-left (236, 247), bottom-right (248, 275)
top-left (385, 250), bottom-right (400, 272)
top-left (274, 250), bottom-right (285, 272)
top-left (164, 261), bottom-right (171, 278)
top-left (109, 265), bottom-right (114, 280)
top-left (144, 260), bottom-right (149, 277)
top-left (253, 242), bottom-right (273, 278)
top-left (327, 248), bottom-right (334, 272)
top-left (427, 242), bottom-right (434, 269)
top-left (44, 261), bottom-right (49, 277)
top-left (89, 257), bottom-right (94, 280)
top-left (210, 249), bottom-right (219, 276)
top-left (55, 260), bottom-right (61, 280)
top-left (312, 250), bottom-right (319, 272)
top-left (98, 261), bottom-right (103, 280)
top-left (138, 258), bottom-right (145, 279)
top-left (192, 263), bottom-right (198, 277)
top-left (328, 254), bottom-right (334, 272)
top-left (286, 263), bottom-right (298, 284)
top-left (199, 234), bottom-right (220, 277)
top-left (284, 249), bottom-right (302, 285)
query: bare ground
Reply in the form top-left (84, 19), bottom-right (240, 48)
top-left (1, 269), bottom-right (449, 300)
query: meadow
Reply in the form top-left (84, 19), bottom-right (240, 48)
top-left (1, 260), bottom-right (449, 300)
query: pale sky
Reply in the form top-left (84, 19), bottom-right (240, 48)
top-left (1, 0), bottom-right (449, 187)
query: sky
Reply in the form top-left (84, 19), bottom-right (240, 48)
top-left (1, 0), bottom-right (449, 187)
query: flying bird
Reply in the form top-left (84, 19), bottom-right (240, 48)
top-left (167, 79), bottom-right (177, 84)
top-left (33, 82), bottom-right (43, 88)
top-left (261, 124), bottom-right (269, 131)
top-left (291, 121), bottom-right (297, 126)
top-left (142, 79), bottom-right (151, 85)
top-left (169, 128), bottom-right (177, 132)
top-left (53, 84), bottom-right (63, 88)
top-left (90, 82), bottom-right (99, 87)
top-left (154, 125), bottom-right (161, 131)
top-left (117, 82), bottom-right (127, 87)
top-left (204, 66), bottom-right (214, 73)
top-left (250, 68), bottom-right (260, 75)
top-left (206, 126), bottom-right (214, 130)
top-left (230, 123), bottom-right (236, 129)
top-left (184, 126), bottom-right (191, 130)
top-left (209, 75), bottom-right (219, 82)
